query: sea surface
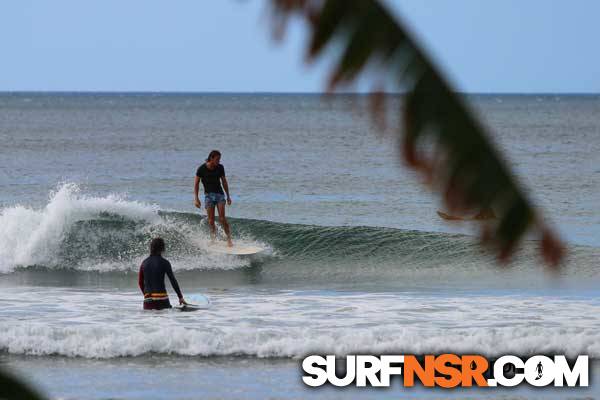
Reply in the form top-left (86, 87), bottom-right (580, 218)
top-left (0, 93), bottom-right (599, 399)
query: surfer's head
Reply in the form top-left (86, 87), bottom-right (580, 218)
top-left (206, 150), bottom-right (221, 166)
top-left (150, 237), bottom-right (165, 256)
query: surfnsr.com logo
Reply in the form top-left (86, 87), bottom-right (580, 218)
top-left (302, 354), bottom-right (589, 388)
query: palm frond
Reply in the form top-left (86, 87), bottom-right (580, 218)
top-left (0, 368), bottom-right (46, 400)
top-left (271, 0), bottom-right (564, 266)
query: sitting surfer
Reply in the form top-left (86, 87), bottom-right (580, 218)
top-left (138, 238), bottom-right (187, 310)
top-left (194, 149), bottom-right (234, 247)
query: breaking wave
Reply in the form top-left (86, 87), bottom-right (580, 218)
top-left (0, 184), bottom-right (597, 287)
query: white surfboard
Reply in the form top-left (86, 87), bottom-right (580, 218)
top-left (174, 294), bottom-right (211, 312)
top-left (208, 242), bottom-right (265, 255)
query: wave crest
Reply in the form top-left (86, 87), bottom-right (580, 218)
top-left (0, 184), bottom-right (252, 273)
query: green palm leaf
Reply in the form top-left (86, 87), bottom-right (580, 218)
top-left (0, 368), bottom-right (45, 400)
top-left (271, 0), bottom-right (564, 266)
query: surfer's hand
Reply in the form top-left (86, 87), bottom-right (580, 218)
top-left (179, 298), bottom-right (188, 305)
top-left (194, 198), bottom-right (201, 208)
top-left (227, 197), bottom-right (232, 206)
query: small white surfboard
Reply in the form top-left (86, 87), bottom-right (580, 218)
top-left (208, 242), bottom-right (265, 255)
top-left (174, 294), bottom-right (211, 312)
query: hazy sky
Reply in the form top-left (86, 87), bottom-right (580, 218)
top-left (1, 1), bottom-right (599, 93)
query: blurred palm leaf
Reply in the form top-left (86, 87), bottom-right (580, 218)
top-left (0, 368), bottom-right (45, 400)
top-left (271, 0), bottom-right (564, 266)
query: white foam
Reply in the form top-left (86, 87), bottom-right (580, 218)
top-left (0, 183), bottom-right (160, 272)
top-left (1, 289), bottom-right (598, 359)
top-left (3, 323), bottom-right (597, 359)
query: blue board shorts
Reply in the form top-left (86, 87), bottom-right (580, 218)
top-left (204, 192), bottom-right (226, 209)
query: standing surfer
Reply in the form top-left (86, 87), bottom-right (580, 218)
top-left (138, 238), bottom-right (187, 310)
top-left (194, 150), bottom-right (233, 247)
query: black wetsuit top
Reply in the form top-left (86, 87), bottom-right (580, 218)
top-left (138, 255), bottom-right (183, 301)
top-left (196, 163), bottom-right (225, 194)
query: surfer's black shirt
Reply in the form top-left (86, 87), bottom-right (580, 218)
top-left (196, 163), bottom-right (225, 194)
top-left (138, 255), bottom-right (183, 300)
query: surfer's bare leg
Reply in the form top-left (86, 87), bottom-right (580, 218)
top-left (206, 206), bottom-right (217, 242)
top-left (216, 202), bottom-right (233, 247)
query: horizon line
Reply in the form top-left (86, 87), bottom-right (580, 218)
top-left (1, 90), bottom-right (599, 96)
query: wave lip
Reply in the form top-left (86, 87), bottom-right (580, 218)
top-left (0, 183), bottom-right (160, 273)
top-left (0, 183), bottom-right (257, 273)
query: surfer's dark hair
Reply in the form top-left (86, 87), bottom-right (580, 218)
top-left (150, 237), bottom-right (165, 256)
top-left (206, 150), bottom-right (221, 161)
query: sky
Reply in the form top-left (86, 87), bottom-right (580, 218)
top-left (1, 0), bottom-right (599, 93)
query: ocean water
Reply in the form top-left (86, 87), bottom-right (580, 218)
top-left (0, 93), bottom-right (599, 399)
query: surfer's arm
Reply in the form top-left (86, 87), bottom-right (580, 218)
top-left (138, 265), bottom-right (144, 294)
top-left (165, 261), bottom-right (184, 300)
top-left (193, 176), bottom-right (201, 208)
top-left (221, 176), bottom-right (231, 202)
